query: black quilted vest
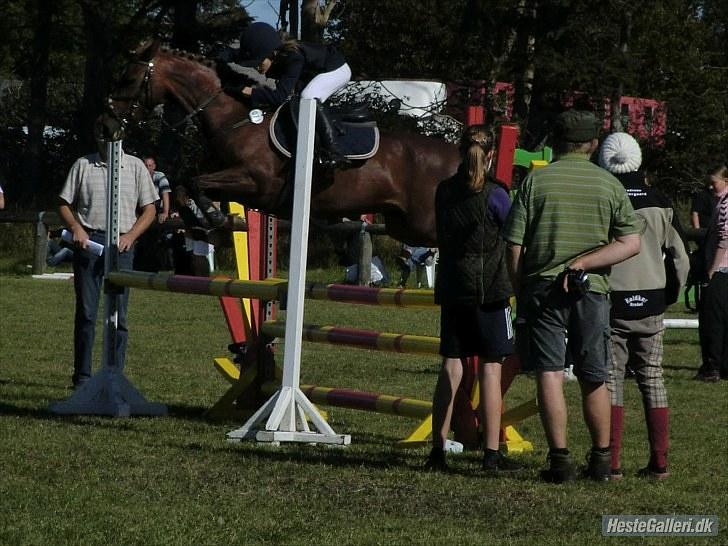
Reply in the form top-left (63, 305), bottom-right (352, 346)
top-left (434, 174), bottom-right (513, 305)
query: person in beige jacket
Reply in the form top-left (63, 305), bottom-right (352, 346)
top-left (599, 132), bottom-right (690, 481)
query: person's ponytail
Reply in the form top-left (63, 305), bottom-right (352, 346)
top-left (460, 124), bottom-right (495, 192)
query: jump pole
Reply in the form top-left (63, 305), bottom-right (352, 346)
top-left (226, 98), bottom-right (350, 445)
top-left (49, 140), bottom-right (166, 417)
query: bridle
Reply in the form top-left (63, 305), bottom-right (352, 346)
top-left (107, 59), bottom-right (155, 132)
top-left (106, 56), bottom-right (226, 133)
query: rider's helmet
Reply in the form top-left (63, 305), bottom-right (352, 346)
top-left (238, 22), bottom-right (282, 67)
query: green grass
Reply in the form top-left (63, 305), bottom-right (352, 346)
top-left (0, 272), bottom-right (726, 546)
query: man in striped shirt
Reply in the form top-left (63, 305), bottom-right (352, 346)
top-left (502, 110), bottom-right (641, 483)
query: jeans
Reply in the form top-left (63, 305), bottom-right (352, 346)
top-left (47, 240), bottom-right (74, 266)
top-left (72, 232), bottom-right (134, 386)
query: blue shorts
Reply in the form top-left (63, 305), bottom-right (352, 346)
top-left (439, 300), bottom-right (515, 360)
top-left (520, 281), bottom-right (610, 382)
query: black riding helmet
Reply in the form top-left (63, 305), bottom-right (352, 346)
top-left (238, 22), bottom-right (282, 67)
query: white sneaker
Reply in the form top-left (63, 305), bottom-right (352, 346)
top-left (444, 440), bottom-right (464, 453)
top-left (564, 365), bottom-right (577, 381)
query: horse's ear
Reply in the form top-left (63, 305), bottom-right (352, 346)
top-left (131, 39), bottom-right (161, 61)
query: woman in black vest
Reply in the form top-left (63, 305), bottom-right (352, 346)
top-left (426, 124), bottom-right (522, 473)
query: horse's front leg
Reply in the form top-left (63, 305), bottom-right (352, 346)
top-left (185, 167), bottom-right (260, 227)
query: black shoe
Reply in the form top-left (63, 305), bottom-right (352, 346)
top-left (482, 450), bottom-right (524, 474)
top-left (693, 371), bottom-right (720, 383)
top-left (540, 451), bottom-right (577, 483)
top-left (583, 448), bottom-right (611, 482)
top-left (637, 464), bottom-right (669, 480)
top-left (424, 447), bottom-right (448, 472)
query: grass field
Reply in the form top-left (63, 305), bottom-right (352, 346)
top-left (1, 269), bottom-right (726, 545)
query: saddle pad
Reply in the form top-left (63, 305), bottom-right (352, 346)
top-left (269, 103), bottom-right (379, 160)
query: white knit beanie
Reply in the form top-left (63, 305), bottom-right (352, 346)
top-left (599, 132), bottom-right (642, 174)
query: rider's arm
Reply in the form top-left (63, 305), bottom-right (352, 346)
top-left (248, 52), bottom-right (304, 107)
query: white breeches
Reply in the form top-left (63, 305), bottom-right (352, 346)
top-left (300, 63), bottom-right (352, 103)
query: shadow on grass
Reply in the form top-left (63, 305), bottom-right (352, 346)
top-left (175, 430), bottom-right (540, 479)
top-left (0, 400), bottom-right (185, 433)
top-left (0, 402), bottom-right (56, 420)
top-left (664, 363), bottom-right (700, 372)
top-left (165, 403), bottom-right (218, 421)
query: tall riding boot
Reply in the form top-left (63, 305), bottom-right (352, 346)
top-left (314, 100), bottom-right (349, 169)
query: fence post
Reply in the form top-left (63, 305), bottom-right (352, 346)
top-left (357, 222), bottom-right (372, 286)
top-left (33, 212), bottom-right (48, 275)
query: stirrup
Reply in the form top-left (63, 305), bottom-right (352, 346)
top-left (318, 152), bottom-right (350, 169)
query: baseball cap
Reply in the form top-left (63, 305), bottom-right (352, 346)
top-left (555, 110), bottom-right (599, 142)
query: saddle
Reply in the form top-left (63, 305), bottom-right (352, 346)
top-left (269, 98), bottom-right (379, 160)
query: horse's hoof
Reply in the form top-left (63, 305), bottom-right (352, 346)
top-left (203, 206), bottom-right (227, 228)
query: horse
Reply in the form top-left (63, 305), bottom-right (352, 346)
top-left (107, 40), bottom-right (461, 246)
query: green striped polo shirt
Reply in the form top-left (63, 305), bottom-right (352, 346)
top-left (502, 153), bottom-right (641, 293)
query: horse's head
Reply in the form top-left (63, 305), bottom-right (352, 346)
top-left (107, 40), bottom-right (163, 131)
top-left (107, 40), bottom-right (243, 132)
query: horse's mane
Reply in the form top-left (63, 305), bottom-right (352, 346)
top-left (158, 45), bottom-right (217, 69)
top-left (152, 43), bottom-right (258, 87)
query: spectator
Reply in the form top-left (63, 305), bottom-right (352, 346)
top-left (46, 228), bottom-right (74, 267)
top-left (58, 117), bottom-right (157, 389)
top-left (426, 124), bottom-right (522, 474)
top-left (598, 132), bottom-right (690, 481)
top-left (396, 244), bottom-right (436, 288)
top-left (691, 181), bottom-right (717, 230)
top-left (174, 185), bottom-right (214, 277)
top-left (132, 156), bottom-right (173, 272)
top-left (503, 110), bottom-right (642, 483)
top-left (0, 178), bottom-right (5, 209)
top-left (695, 164), bottom-right (728, 382)
top-left (688, 176), bottom-right (718, 306)
top-left (143, 156), bottom-right (171, 224)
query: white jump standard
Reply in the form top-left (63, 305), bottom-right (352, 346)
top-left (226, 98), bottom-right (351, 445)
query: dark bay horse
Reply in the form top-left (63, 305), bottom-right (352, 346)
top-left (108, 41), bottom-right (460, 246)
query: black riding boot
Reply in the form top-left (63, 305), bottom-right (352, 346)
top-left (314, 100), bottom-right (349, 169)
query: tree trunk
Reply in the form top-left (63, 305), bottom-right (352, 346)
top-left (280, 0), bottom-right (299, 38)
top-left (79, 0), bottom-right (114, 151)
top-left (512, 0), bottom-right (537, 123)
top-left (172, 0), bottom-right (199, 51)
top-left (26, 0), bottom-right (54, 207)
top-left (301, 0), bottom-right (337, 42)
top-left (610, 7), bottom-right (632, 132)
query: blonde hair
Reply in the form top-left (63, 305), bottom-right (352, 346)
top-left (278, 39), bottom-right (301, 54)
top-left (460, 124), bottom-right (496, 192)
top-left (710, 164), bottom-right (728, 179)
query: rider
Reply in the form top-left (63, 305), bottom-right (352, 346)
top-left (225, 22), bottom-right (352, 168)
